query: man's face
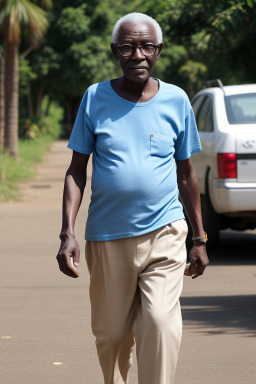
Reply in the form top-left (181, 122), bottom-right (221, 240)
top-left (111, 22), bottom-right (163, 83)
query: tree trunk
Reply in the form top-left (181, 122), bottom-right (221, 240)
top-left (63, 101), bottom-right (72, 137)
top-left (63, 96), bottom-right (82, 137)
top-left (45, 97), bottom-right (52, 116)
top-left (0, 51), bottom-right (5, 150)
top-left (35, 82), bottom-right (46, 118)
top-left (27, 85), bottom-right (34, 118)
top-left (4, 41), bottom-right (19, 159)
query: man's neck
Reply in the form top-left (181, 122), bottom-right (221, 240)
top-left (111, 76), bottom-right (159, 103)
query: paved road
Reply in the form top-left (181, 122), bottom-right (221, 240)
top-left (1, 141), bottom-right (256, 384)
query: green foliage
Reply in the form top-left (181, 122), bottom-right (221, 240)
top-left (19, 56), bottom-right (36, 94)
top-left (18, 0), bottom-right (136, 128)
top-left (246, 0), bottom-right (256, 8)
top-left (55, 5), bottom-right (90, 38)
top-left (17, 0), bottom-right (256, 112)
top-left (0, 98), bottom-right (63, 201)
top-left (137, 0), bottom-right (256, 95)
top-left (0, 135), bottom-right (51, 201)
top-left (19, 97), bottom-right (63, 138)
top-left (27, 0), bottom-right (125, 102)
top-left (0, 149), bottom-right (34, 201)
top-left (178, 60), bottom-right (207, 95)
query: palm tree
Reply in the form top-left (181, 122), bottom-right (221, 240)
top-left (0, 0), bottom-right (50, 159)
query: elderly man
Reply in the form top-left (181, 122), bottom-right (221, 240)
top-left (57, 12), bottom-right (209, 384)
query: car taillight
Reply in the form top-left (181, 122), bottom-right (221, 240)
top-left (217, 153), bottom-right (237, 178)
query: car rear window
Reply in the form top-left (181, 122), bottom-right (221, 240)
top-left (225, 93), bottom-right (256, 124)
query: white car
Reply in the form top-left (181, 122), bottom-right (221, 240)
top-left (191, 80), bottom-right (256, 247)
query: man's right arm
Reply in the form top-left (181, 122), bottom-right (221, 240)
top-left (56, 150), bottom-right (90, 278)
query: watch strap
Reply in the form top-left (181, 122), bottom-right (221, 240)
top-left (192, 232), bottom-right (208, 243)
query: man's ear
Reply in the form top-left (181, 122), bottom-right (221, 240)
top-left (156, 43), bottom-right (164, 60)
top-left (111, 43), bottom-right (119, 61)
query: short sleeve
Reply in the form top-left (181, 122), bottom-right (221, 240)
top-left (174, 108), bottom-right (202, 160)
top-left (67, 92), bottom-right (94, 155)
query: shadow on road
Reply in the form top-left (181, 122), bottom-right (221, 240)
top-left (207, 230), bottom-right (256, 266)
top-left (181, 295), bottom-right (256, 336)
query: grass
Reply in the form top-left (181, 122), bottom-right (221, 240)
top-left (0, 100), bottom-right (63, 202)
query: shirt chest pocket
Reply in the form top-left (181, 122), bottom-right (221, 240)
top-left (150, 134), bottom-right (174, 158)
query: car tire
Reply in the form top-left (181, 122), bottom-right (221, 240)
top-left (201, 193), bottom-right (220, 248)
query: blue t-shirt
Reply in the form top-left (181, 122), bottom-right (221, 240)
top-left (68, 79), bottom-right (201, 241)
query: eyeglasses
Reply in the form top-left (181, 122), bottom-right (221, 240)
top-left (116, 43), bottom-right (159, 57)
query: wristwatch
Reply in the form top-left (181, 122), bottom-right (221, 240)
top-left (192, 232), bottom-right (208, 244)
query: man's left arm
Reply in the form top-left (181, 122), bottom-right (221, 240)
top-left (176, 158), bottom-right (209, 278)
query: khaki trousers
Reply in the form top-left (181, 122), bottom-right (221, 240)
top-left (85, 219), bottom-right (188, 384)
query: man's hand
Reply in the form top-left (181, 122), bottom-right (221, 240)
top-left (185, 244), bottom-right (209, 279)
top-left (56, 235), bottom-right (80, 278)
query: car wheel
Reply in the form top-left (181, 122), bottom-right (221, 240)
top-left (201, 193), bottom-right (220, 248)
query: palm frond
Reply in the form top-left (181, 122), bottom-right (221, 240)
top-left (0, 0), bottom-right (49, 45)
top-left (37, 0), bottom-right (52, 9)
top-left (28, 0), bottom-right (53, 9)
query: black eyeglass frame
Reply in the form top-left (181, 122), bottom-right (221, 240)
top-left (116, 43), bottom-right (160, 57)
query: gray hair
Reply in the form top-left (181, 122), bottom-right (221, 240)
top-left (112, 13), bottom-right (163, 45)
